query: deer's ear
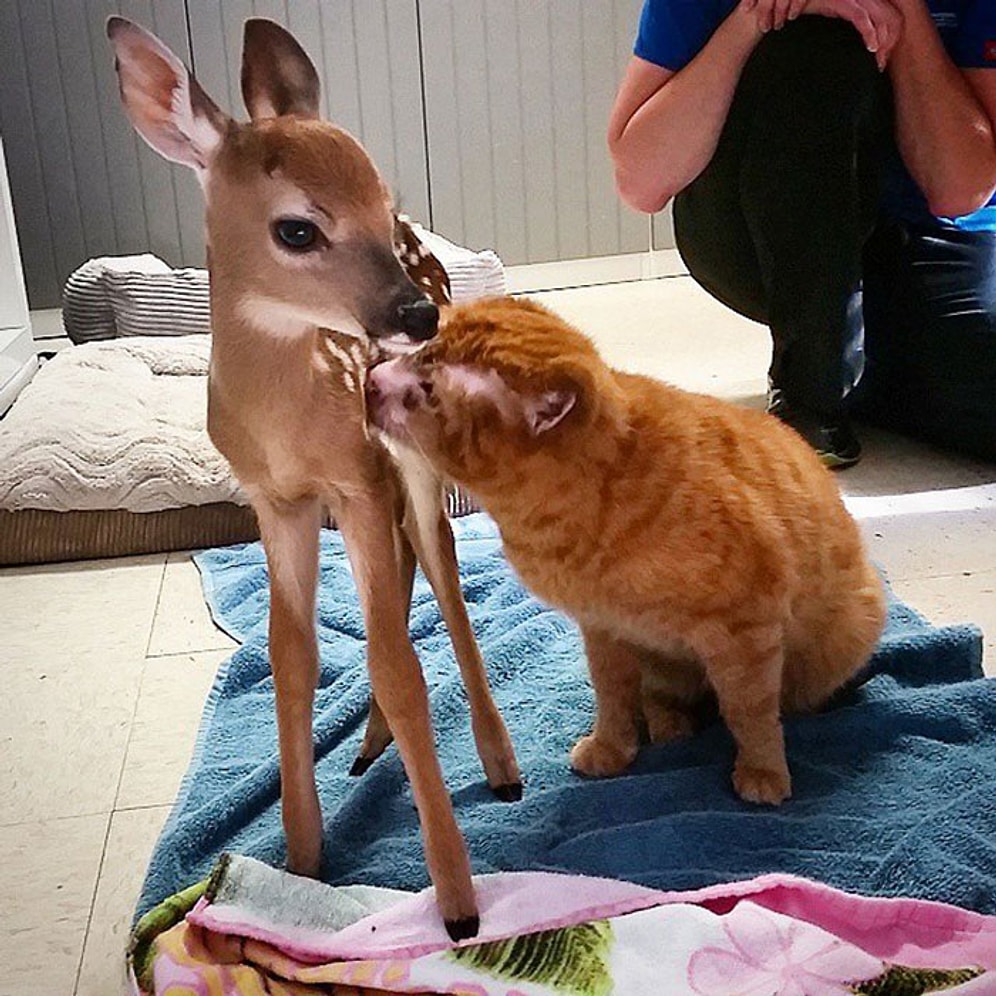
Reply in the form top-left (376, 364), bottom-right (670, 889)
top-left (107, 17), bottom-right (227, 173)
top-left (241, 19), bottom-right (321, 120)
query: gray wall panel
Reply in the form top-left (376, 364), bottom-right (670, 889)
top-left (549, 0), bottom-right (590, 260)
top-left (86, 0), bottom-right (155, 262)
top-left (653, 203), bottom-right (676, 250)
top-left (420, 0), bottom-right (646, 265)
top-left (251, 0), bottom-right (288, 24)
top-left (515, 2), bottom-right (558, 263)
top-left (354, 1), bottom-right (429, 221)
top-left (15, 0), bottom-right (89, 298)
top-left (52, 0), bottom-right (118, 260)
top-left (183, 1), bottom-right (246, 117)
top-left (484, 0), bottom-right (527, 264)
top-left (0, 0), bottom-right (201, 307)
top-left (0, 2), bottom-right (60, 305)
top-left (4, 0), bottom-right (651, 306)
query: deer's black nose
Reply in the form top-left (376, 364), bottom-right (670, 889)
top-left (397, 299), bottom-right (439, 341)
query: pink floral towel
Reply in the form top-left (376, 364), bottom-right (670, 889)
top-left (133, 864), bottom-right (996, 995)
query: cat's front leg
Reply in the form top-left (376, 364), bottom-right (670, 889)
top-left (702, 623), bottom-right (792, 805)
top-left (570, 626), bottom-right (642, 778)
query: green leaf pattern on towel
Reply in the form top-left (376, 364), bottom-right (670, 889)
top-left (128, 878), bottom-right (209, 992)
top-left (448, 920), bottom-right (614, 996)
top-left (852, 964), bottom-right (984, 994)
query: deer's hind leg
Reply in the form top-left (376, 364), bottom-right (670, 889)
top-left (403, 476), bottom-right (521, 801)
top-left (350, 519), bottom-right (415, 776)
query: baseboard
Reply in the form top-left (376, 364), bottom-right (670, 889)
top-left (29, 307), bottom-right (63, 341)
top-left (0, 354), bottom-right (37, 416)
top-left (505, 249), bottom-right (687, 294)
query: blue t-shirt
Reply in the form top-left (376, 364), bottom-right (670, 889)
top-left (634, 0), bottom-right (996, 231)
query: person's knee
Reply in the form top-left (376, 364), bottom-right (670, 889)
top-left (673, 198), bottom-right (768, 325)
top-left (756, 16), bottom-right (878, 81)
top-left (748, 16), bottom-right (886, 127)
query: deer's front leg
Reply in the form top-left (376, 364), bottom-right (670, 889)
top-left (255, 495), bottom-right (324, 877)
top-left (337, 494), bottom-right (478, 940)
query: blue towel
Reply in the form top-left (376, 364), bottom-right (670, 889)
top-left (138, 514), bottom-right (995, 919)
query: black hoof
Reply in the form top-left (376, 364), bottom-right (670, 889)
top-left (445, 915), bottom-right (480, 942)
top-left (492, 781), bottom-right (523, 803)
top-left (349, 756), bottom-right (373, 777)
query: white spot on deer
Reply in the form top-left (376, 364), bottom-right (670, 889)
top-left (239, 293), bottom-right (365, 341)
top-left (323, 338), bottom-right (353, 369)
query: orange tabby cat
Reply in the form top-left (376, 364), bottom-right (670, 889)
top-left (366, 297), bottom-right (886, 805)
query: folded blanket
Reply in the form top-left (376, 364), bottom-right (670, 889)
top-left (137, 514), bottom-right (994, 926)
top-left (132, 856), bottom-right (996, 995)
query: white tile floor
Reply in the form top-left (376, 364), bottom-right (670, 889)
top-left (1, 276), bottom-right (993, 995)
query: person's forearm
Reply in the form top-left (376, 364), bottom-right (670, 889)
top-left (609, 6), bottom-right (763, 213)
top-left (889, 0), bottom-right (996, 217)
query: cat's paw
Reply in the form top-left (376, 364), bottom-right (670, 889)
top-left (733, 762), bottom-right (792, 805)
top-left (570, 735), bottom-right (636, 778)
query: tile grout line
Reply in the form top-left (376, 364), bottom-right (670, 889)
top-left (883, 569), bottom-right (995, 587)
top-left (143, 556), bottom-right (171, 659)
top-left (73, 556), bottom-right (170, 993)
top-left (71, 810), bottom-right (113, 996)
top-left (0, 803), bottom-right (172, 830)
top-left (112, 802), bottom-right (174, 815)
top-left (145, 644), bottom-right (236, 661)
top-left (110, 554), bottom-right (168, 813)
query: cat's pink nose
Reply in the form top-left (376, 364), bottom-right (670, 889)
top-left (366, 358), bottom-right (420, 433)
top-left (367, 357), bottom-right (419, 399)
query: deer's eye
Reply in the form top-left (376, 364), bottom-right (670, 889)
top-left (274, 218), bottom-right (319, 251)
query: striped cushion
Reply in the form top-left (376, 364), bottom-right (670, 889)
top-left (410, 223), bottom-right (506, 301)
top-left (62, 223), bottom-right (504, 343)
top-left (106, 268), bottom-right (212, 337)
top-left (62, 254), bottom-right (172, 344)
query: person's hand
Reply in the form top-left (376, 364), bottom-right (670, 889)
top-left (740, 0), bottom-right (903, 69)
top-left (741, 0), bottom-right (808, 34)
top-left (802, 0), bottom-right (903, 69)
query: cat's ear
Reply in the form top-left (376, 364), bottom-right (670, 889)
top-left (524, 389), bottom-right (577, 435)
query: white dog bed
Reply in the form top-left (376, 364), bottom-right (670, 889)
top-left (0, 336), bottom-right (256, 564)
top-left (2, 229), bottom-right (501, 564)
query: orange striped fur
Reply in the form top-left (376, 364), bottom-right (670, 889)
top-left (367, 296), bottom-right (887, 805)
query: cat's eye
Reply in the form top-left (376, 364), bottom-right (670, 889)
top-left (273, 218), bottom-right (321, 251)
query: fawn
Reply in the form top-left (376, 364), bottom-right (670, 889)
top-left (108, 16), bottom-right (520, 939)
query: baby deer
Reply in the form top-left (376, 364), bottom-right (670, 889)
top-left (108, 16), bottom-right (520, 939)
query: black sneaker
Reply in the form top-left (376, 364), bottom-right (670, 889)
top-left (766, 388), bottom-right (862, 469)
